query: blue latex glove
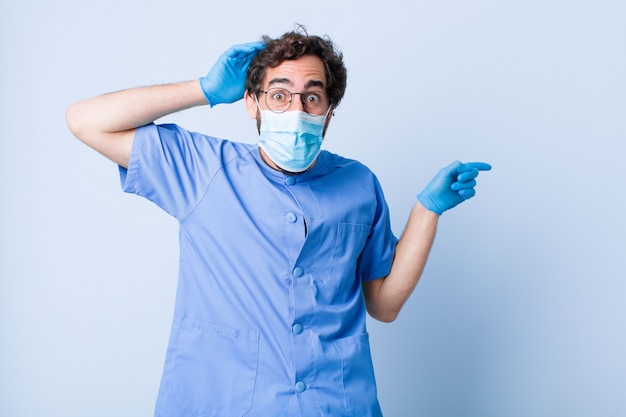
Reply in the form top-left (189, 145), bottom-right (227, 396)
top-left (199, 41), bottom-right (266, 107)
top-left (417, 161), bottom-right (492, 215)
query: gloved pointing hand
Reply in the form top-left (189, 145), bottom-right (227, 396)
top-left (199, 41), bottom-right (266, 107)
top-left (417, 161), bottom-right (492, 215)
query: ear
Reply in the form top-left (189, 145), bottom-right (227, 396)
top-left (244, 91), bottom-right (258, 119)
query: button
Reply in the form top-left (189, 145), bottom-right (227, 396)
top-left (285, 176), bottom-right (296, 186)
top-left (286, 212), bottom-right (297, 223)
top-left (295, 381), bottom-right (306, 393)
top-left (292, 323), bottom-right (303, 334)
top-left (292, 267), bottom-right (304, 278)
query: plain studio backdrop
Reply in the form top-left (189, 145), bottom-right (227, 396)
top-left (1, 1), bottom-right (624, 416)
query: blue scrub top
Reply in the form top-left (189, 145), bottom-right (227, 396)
top-left (120, 123), bottom-right (398, 417)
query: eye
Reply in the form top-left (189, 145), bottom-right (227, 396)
top-left (304, 92), bottom-right (322, 104)
top-left (269, 89), bottom-right (288, 102)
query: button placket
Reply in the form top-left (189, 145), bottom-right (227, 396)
top-left (281, 180), bottom-right (316, 401)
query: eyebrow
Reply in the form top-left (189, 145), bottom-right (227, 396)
top-left (266, 78), bottom-right (326, 90)
top-left (267, 77), bottom-right (291, 87)
top-left (305, 80), bottom-right (325, 89)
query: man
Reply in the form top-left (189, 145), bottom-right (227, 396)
top-left (66, 29), bottom-right (490, 417)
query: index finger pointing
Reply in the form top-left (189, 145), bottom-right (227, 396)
top-left (460, 162), bottom-right (492, 172)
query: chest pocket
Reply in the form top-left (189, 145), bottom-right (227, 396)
top-left (329, 222), bottom-right (372, 290)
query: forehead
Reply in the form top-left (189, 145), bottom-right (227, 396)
top-left (263, 55), bottom-right (327, 89)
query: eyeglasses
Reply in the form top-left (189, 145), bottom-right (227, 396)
top-left (258, 88), bottom-right (330, 116)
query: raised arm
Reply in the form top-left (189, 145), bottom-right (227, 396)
top-left (66, 81), bottom-right (206, 168)
top-left (66, 41), bottom-right (265, 168)
top-left (363, 161), bottom-right (492, 322)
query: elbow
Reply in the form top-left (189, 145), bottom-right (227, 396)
top-left (375, 312), bottom-right (399, 323)
top-left (367, 306), bottom-right (399, 323)
top-left (363, 278), bottom-right (403, 323)
top-left (66, 101), bottom-right (94, 144)
top-left (65, 102), bottom-right (84, 140)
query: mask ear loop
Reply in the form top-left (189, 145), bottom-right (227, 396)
top-left (252, 94), bottom-right (266, 137)
top-left (322, 100), bottom-right (336, 119)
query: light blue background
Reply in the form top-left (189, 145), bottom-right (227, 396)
top-left (1, 1), bottom-right (625, 416)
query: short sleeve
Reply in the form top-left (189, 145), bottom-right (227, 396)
top-left (119, 123), bottom-right (239, 220)
top-left (357, 175), bottom-right (398, 282)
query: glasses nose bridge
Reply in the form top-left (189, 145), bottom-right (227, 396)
top-left (289, 92), bottom-right (306, 111)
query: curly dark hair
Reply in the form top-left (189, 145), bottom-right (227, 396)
top-left (246, 29), bottom-right (347, 107)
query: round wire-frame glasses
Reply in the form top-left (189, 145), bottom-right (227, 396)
top-left (258, 88), bottom-right (330, 116)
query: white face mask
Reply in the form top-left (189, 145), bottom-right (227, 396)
top-left (258, 109), bottom-right (328, 173)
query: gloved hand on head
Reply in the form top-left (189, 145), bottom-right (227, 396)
top-left (417, 161), bottom-right (492, 215)
top-left (199, 41), bottom-right (266, 107)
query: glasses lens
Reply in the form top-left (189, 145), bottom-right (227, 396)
top-left (265, 88), bottom-right (291, 113)
top-left (302, 91), bottom-right (329, 115)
